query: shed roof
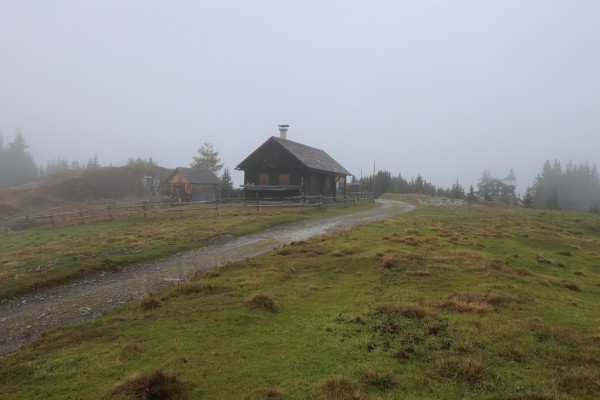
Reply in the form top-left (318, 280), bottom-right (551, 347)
top-left (236, 136), bottom-right (351, 176)
top-left (168, 167), bottom-right (221, 185)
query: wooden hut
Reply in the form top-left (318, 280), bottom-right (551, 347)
top-left (164, 167), bottom-right (221, 201)
top-left (235, 127), bottom-right (351, 200)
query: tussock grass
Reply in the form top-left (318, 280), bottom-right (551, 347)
top-left (247, 292), bottom-right (279, 312)
top-left (318, 376), bottom-right (365, 400)
top-left (357, 368), bottom-right (397, 391)
top-left (442, 292), bottom-right (511, 313)
top-left (432, 357), bottom-right (487, 383)
top-left (111, 369), bottom-right (188, 400)
top-left (138, 295), bottom-right (162, 311)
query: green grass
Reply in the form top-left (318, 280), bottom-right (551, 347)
top-left (1, 197), bottom-right (600, 399)
top-left (0, 202), bottom-right (375, 300)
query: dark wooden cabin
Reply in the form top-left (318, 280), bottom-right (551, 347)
top-left (235, 134), bottom-right (351, 200)
top-left (477, 179), bottom-right (517, 202)
top-left (164, 167), bottom-right (221, 201)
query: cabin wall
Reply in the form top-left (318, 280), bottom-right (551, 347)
top-left (244, 169), bottom-right (304, 186)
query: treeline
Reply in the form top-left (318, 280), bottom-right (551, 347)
top-left (355, 170), bottom-right (473, 200)
top-left (0, 130), bottom-right (164, 191)
top-left (523, 160), bottom-right (600, 213)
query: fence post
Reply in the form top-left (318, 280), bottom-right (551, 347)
top-left (107, 203), bottom-right (113, 221)
top-left (143, 201), bottom-right (148, 218)
top-left (256, 192), bottom-right (260, 214)
top-left (50, 214), bottom-right (55, 228)
top-left (79, 207), bottom-right (84, 224)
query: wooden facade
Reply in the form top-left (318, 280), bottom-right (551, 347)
top-left (164, 167), bottom-right (221, 201)
top-left (478, 179), bottom-right (516, 202)
top-left (235, 136), bottom-right (351, 200)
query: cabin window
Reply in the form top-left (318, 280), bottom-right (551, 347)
top-left (259, 173), bottom-right (269, 185)
top-left (279, 173), bottom-right (290, 185)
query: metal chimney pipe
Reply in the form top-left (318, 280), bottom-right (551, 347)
top-left (278, 124), bottom-right (289, 140)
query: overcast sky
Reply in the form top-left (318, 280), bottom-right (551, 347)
top-left (1, 1), bottom-right (599, 191)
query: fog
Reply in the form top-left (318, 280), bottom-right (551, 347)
top-left (1, 1), bottom-right (599, 192)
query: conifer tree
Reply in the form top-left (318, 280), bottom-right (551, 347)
top-left (191, 141), bottom-right (223, 174)
top-left (0, 130), bottom-right (38, 189)
top-left (220, 167), bottom-right (234, 199)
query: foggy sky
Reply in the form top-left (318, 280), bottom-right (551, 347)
top-left (1, 1), bottom-right (599, 192)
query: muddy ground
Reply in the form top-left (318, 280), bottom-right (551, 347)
top-left (0, 199), bottom-right (414, 355)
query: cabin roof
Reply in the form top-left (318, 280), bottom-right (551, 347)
top-left (236, 136), bottom-right (351, 176)
top-left (482, 178), bottom-right (517, 188)
top-left (167, 167), bottom-right (221, 184)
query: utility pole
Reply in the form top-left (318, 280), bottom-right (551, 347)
top-left (373, 162), bottom-right (376, 196)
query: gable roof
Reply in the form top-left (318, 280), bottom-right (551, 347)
top-left (236, 136), bottom-right (351, 176)
top-left (482, 178), bottom-right (517, 188)
top-left (168, 167), bottom-right (221, 185)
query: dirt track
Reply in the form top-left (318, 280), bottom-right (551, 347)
top-left (0, 199), bottom-right (415, 355)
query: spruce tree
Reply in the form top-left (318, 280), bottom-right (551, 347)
top-left (220, 167), bottom-right (234, 199)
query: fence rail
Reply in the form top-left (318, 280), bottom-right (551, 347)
top-left (1, 194), bottom-right (358, 232)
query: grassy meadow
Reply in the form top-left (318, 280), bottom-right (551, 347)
top-left (1, 195), bottom-right (600, 399)
top-left (0, 203), bottom-right (373, 300)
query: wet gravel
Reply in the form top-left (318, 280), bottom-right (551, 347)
top-left (0, 199), bottom-right (414, 355)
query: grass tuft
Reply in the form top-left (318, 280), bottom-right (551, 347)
top-left (357, 368), bottom-right (397, 391)
top-left (561, 281), bottom-right (581, 291)
top-left (111, 369), bottom-right (188, 400)
top-left (138, 296), bottom-right (162, 311)
top-left (247, 292), bottom-right (279, 312)
top-left (441, 292), bottom-right (510, 313)
top-left (558, 365), bottom-right (600, 398)
top-left (432, 357), bottom-right (487, 383)
top-left (318, 376), bottom-right (365, 400)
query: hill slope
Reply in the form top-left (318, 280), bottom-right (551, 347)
top-left (0, 166), bottom-right (171, 217)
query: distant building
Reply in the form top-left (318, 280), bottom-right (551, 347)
top-left (477, 179), bottom-right (517, 202)
top-left (164, 167), bottom-right (221, 201)
top-left (235, 126), bottom-right (351, 200)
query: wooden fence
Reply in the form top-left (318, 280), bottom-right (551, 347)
top-left (1, 193), bottom-right (348, 232)
top-left (2, 200), bottom-right (220, 231)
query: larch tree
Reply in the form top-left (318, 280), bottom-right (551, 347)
top-left (191, 141), bottom-right (223, 174)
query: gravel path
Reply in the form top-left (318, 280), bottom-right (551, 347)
top-left (0, 199), bottom-right (414, 355)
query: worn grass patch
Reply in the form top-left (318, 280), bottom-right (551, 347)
top-left (1, 196), bottom-right (600, 399)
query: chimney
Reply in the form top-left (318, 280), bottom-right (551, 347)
top-left (278, 124), bottom-right (289, 140)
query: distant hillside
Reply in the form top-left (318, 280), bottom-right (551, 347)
top-left (0, 166), bottom-right (172, 217)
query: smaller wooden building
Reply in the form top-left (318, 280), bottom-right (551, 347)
top-left (164, 167), bottom-right (221, 201)
top-left (235, 132), bottom-right (351, 200)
